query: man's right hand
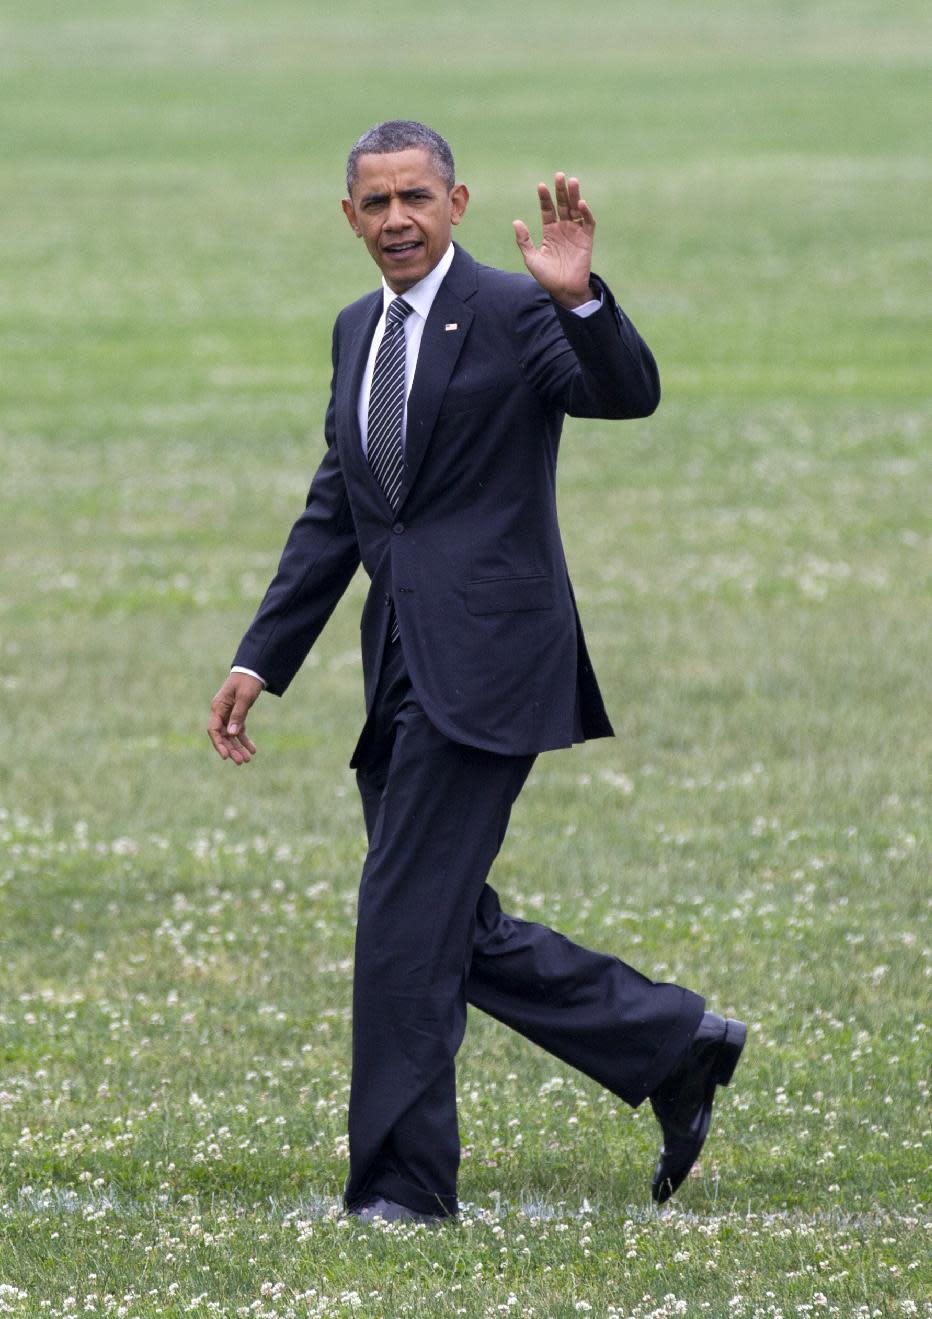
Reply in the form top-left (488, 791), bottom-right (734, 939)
top-left (207, 672), bottom-right (263, 764)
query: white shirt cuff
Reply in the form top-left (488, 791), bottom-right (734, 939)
top-left (569, 292), bottom-right (604, 319)
top-left (231, 665), bottom-right (267, 688)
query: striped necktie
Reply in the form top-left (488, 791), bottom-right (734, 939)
top-left (367, 296), bottom-right (413, 508)
top-left (367, 295), bottom-right (413, 640)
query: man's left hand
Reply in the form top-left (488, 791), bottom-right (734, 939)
top-left (513, 172), bottom-right (596, 309)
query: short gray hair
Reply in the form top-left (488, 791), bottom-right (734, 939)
top-left (346, 120), bottom-right (455, 195)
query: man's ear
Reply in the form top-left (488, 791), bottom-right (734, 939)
top-left (450, 183), bottom-right (469, 227)
top-left (342, 198), bottom-right (361, 235)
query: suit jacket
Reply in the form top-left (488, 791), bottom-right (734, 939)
top-left (232, 243), bottom-right (660, 757)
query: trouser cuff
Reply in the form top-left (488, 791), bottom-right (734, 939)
top-left (346, 1170), bottom-right (458, 1220)
top-left (626, 990), bottom-right (706, 1106)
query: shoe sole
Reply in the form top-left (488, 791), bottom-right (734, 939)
top-left (350, 1208), bottom-right (449, 1225)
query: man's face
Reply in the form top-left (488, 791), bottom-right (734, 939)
top-left (342, 147), bottom-right (469, 293)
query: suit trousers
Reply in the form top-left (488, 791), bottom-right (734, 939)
top-left (344, 640), bottom-right (705, 1218)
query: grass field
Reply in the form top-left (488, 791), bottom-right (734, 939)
top-left (1, 1), bottom-right (930, 1314)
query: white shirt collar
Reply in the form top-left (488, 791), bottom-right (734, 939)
top-left (381, 243), bottom-right (455, 321)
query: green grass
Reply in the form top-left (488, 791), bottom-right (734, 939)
top-left (1, 1), bottom-right (930, 1314)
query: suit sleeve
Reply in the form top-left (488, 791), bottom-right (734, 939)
top-left (231, 324), bottom-right (361, 697)
top-left (515, 274), bottom-right (661, 419)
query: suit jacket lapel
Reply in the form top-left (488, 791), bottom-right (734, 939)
top-left (337, 293), bottom-right (385, 501)
top-left (399, 246), bottom-right (477, 509)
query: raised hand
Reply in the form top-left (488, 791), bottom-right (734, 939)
top-left (513, 172), bottom-right (596, 309)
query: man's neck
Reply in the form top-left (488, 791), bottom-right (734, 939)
top-left (381, 243), bottom-right (455, 314)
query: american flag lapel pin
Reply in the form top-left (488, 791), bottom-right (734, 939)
top-left (444, 322), bottom-right (459, 332)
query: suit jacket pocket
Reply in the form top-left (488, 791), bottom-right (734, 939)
top-left (466, 575), bottom-right (554, 615)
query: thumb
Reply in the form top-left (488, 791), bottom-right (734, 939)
top-left (512, 219), bottom-right (534, 257)
top-left (227, 698), bottom-right (252, 736)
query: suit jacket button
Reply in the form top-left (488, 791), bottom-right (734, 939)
top-left (392, 521), bottom-right (405, 534)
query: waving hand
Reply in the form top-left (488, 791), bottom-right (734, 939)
top-left (513, 172), bottom-right (596, 309)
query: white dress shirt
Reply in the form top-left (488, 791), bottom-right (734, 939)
top-left (232, 248), bottom-right (601, 689)
top-left (358, 241), bottom-right (456, 456)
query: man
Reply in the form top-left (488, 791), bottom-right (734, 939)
top-left (207, 121), bottom-right (746, 1222)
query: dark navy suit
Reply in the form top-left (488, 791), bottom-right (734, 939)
top-left (233, 245), bottom-right (705, 1215)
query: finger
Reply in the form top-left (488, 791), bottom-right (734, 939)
top-left (553, 171), bottom-right (571, 221)
top-left (225, 697), bottom-right (257, 760)
top-left (208, 727), bottom-right (231, 759)
top-left (236, 728), bottom-right (257, 755)
top-left (226, 698), bottom-right (253, 738)
top-left (224, 731), bottom-right (252, 765)
top-left (563, 177), bottom-right (593, 228)
top-left (207, 719), bottom-right (232, 760)
top-left (576, 198), bottom-right (596, 230)
top-left (513, 218), bottom-right (535, 255)
top-left (537, 182), bottom-right (557, 225)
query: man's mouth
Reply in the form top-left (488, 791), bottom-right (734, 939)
top-left (383, 241), bottom-right (421, 256)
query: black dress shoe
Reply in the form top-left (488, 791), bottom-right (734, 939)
top-left (348, 1196), bottom-right (447, 1225)
top-left (649, 1011), bottom-right (747, 1204)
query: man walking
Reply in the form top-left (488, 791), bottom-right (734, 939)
top-left (207, 121), bottom-right (746, 1222)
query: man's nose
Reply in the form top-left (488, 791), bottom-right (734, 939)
top-left (384, 197), bottom-right (410, 229)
